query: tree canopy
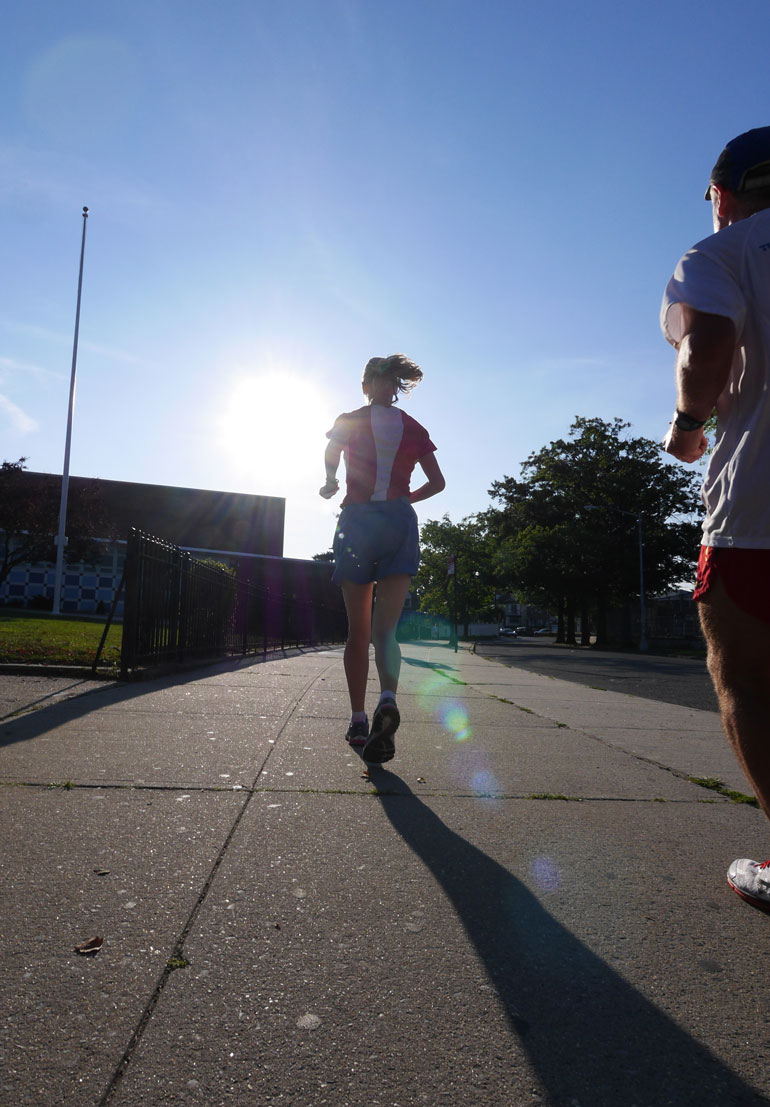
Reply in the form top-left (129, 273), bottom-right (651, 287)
top-left (413, 514), bottom-right (500, 635)
top-left (482, 417), bottom-right (702, 642)
top-left (415, 417), bottom-right (703, 645)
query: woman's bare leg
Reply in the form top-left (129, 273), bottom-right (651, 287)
top-left (371, 574), bottom-right (412, 695)
top-left (340, 580), bottom-right (374, 713)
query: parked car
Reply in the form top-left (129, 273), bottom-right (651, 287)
top-left (516, 626), bottom-right (534, 635)
top-left (533, 626), bottom-right (557, 635)
top-left (498, 627), bottom-right (517, 637)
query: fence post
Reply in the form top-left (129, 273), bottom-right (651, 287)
top-left (175, 548), bottom-right (187, 661)
top-left (120, 529), bottom-right (139, 678)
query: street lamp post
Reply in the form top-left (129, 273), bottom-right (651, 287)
top-left (447, 554), bottom-right (458, 652)
top-left (635, 510), bottom-right (648, 653)
top-left (52, 206), bottom-right (89, 616)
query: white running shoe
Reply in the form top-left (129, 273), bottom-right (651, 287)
top-left (727, 857), bottom-right (770, 913)
top-left (345, 720), bottom-right (369, 747)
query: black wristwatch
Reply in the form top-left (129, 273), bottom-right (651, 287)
top-left (674, 410), bottom-right (706, 432)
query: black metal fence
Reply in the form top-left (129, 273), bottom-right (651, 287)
top-left (120, 529), bottom-right (347, 675)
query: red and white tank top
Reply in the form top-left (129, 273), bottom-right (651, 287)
top-left (326, 405), bottom-right (436, 506)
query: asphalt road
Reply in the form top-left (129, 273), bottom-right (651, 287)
top-left (474, 637), bottom-right (719, 713)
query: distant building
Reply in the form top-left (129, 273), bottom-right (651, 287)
top-left (0, 471), bottom-right (285, 614)
top-left (603, 589), bottom-right (703, 648)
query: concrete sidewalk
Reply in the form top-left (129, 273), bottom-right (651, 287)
top-left (1, 643), bottom-right (768, 1106)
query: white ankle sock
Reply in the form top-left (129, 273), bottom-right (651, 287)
top-left (351, 710), bottom-right (367, 724)
top-left (377, 691), bottom-right (396, 708)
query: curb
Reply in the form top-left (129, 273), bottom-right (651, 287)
top-left (0, 663), bottom-right (118, 680)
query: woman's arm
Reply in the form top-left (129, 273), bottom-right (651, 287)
top-left (319, 441), bottom-right (343, 498)
top-left (409, 451), bottom-right (446, 504)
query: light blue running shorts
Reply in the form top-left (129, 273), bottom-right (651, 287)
top-left (332, 499), bottom-right (419, 584)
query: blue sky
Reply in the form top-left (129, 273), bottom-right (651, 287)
top-left (2, 0), bottom-right (769, 559)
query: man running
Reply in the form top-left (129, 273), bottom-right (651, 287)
top-left (662, 126), bottom-right (770, 913)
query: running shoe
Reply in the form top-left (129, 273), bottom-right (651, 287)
top-left (362, 703), bottom-right (399, 764)
top-left (727, 857), bottom-right (770, 913)
top-left (345, 720), bottom-right (369, 747)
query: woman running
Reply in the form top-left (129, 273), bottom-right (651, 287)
top-left (319, 354), bottom-right (446, 764)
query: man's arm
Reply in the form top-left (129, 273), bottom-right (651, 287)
top-left (662, 306), bottom-right (736, 463)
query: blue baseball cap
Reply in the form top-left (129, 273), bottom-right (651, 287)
top-left (706, 126), bottom-right (770, 199)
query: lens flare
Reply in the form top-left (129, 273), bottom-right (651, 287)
top-left (415, 672), bottom-right (454, 712)
top-left (414, 676), bottom-right (502, 794)
top-left (471, 770), bottom-right (497, 795)
top-left (531, 856), bottom-right (560, 892)
top-left (439, 700), bottom-right (471, 742)
top-left (449, 747), bottom-right (500, 796)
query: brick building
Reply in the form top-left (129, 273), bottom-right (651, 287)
top-left (0, 472), bottom-right (285, 614)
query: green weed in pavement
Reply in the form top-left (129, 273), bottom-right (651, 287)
top-left (689, 776), bottom-right (758, 807)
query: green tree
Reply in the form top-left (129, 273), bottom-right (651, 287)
top-left (484, 418), bottom-right (702, 645)
top-left (415, 514), bottom-right (500, 636)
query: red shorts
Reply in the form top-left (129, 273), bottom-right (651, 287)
top-left (693, 545), bottom-right (770, 625)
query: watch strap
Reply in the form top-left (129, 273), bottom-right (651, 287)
top-left (674, 410), bottom-right (706, 432)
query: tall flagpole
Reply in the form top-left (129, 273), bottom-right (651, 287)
top-left (52, 206), bottom-right (89, 616)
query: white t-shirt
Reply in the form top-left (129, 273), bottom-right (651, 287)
top-left (661, 208), bottom-right (770, 547)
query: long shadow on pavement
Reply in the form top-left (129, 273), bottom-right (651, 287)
top-left (372, 770), bottom-right (767, 1106)
top-left (0, 671), bottom-right (218, 751)
top-left (0, 652), bottom-right (314, 752)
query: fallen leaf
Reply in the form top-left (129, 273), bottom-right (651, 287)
top-left (296, 1013), bottom-right (322, 1031)
top-left (416, 777), bottom-right (427, 783)
top-left (74, 936), bottom-right (103, 955)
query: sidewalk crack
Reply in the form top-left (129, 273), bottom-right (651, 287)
top-left (95, 659), bottom-right (338, 1105)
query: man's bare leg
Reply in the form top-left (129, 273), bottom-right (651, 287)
top-left (698, 575), bottom-right (770, 910)
top-left (698, 574), bottom-right (770, 818)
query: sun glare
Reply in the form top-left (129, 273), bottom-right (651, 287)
top-left (216, 370), bottom-right (333, 494)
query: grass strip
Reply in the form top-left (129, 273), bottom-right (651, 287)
top-left (0, 612), bottom-right (122, 667)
